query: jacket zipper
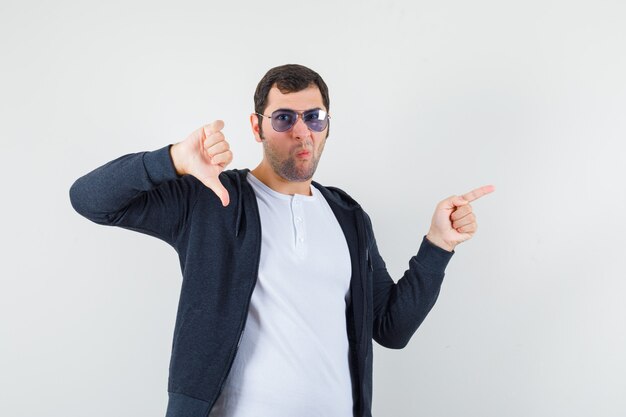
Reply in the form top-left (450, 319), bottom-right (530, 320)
top-left (358, 210), bottom-right (369, 345)
top-left (355, 209), bottom-right (370, 416)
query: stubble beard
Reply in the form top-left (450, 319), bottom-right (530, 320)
top-left (262, 135), bottom-right (324, 182)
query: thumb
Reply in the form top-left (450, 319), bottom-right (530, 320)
top-left (441, 195), bottom-right (468, 210)
top-left (204, 119), bottom-right (225, 138)
top-left (451, 195), bottom-right (468, 208)
top-left (203, 175), bottom-right (230, 207)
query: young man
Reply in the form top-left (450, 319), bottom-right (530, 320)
top-left (70, 64), bottom-right (494, 417)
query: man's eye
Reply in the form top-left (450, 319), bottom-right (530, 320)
top-left (276, 113), bottom-right (292, 122)
top-left (304, 111), bottom-right (321, 121)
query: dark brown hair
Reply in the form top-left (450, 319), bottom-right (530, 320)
top-left (254, 64), bottom-right (330, 115)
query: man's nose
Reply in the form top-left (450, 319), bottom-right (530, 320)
top-left (291, 116), bottom-right (311, 139)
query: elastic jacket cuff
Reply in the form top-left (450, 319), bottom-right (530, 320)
top-left (416, 235), bottom-right (455, 274)
top-left (142, 144), bottom-right (182, 185)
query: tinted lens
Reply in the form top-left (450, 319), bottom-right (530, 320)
top-left (303, 109), bottom-right (328, 132)
top-left (270, 110), bottom-right (297, 132)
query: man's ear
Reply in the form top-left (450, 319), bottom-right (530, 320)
top-left (250, 113), bottom-right (264, 142)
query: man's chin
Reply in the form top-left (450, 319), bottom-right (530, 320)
top-left (273, 159), bottom-right (319, 182)
top-left (278, 167), bottom-right (316, 182)
top-left (280, 172), bottom-right (315, 182)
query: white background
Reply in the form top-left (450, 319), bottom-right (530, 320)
top-left (1, 0), bottom-right (625, 416)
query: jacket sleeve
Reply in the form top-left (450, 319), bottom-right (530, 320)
top-left (69, 144), bottom-right (198, 248)
top-left (365, 211), bottom-right (454, 349)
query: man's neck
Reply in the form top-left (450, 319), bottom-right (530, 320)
top-left (250, 163), bottom-right (312, 196)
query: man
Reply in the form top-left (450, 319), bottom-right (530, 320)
top-left (69, 64), bottom-right (494, 417)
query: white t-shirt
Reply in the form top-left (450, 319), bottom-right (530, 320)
top-left (209, 172), bottom-right (353, 417)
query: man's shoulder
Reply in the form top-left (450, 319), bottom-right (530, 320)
top-left (312, 180), bottom-right (362, 210)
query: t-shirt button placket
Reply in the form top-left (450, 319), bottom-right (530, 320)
top-left (292, 197), bottom-right (306, 248)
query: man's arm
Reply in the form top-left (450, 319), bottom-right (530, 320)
top-left (368, 185), bottom-right (494, 348)
top-left (69, 144), bottom-right (198, 247)
top-left (367, 211), bottom-right (454, 349)
top-left (69, 120), bottom-right (234, 247)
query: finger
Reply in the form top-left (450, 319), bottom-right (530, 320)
top-left (203, 175), bottom-right (230, 207)
top-left (204, 131), bottom-right (226, 149)
top-left (456, 222), bottom-right (477, 234)
top-left (461, 184), bottom-right (496, 203)
top-left (453, 214), bottom-right (475, 229)
top-left (205, 139), bottom-right (229, 157)
top-left (210, 150), bottom-right (233, 166)
top-left (451, 204), bottom-right (472, 221)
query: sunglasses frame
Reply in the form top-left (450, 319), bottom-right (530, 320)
top-left (255, 108), bottom-right (330, 132)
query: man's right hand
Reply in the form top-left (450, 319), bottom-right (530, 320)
top-left (170, 120), bottom-right (233, 207)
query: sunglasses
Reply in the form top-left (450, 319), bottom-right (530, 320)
top-left (255, 108), bottom-right (330, 132)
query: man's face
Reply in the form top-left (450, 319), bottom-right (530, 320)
top-left (251, 85), bottom-right (329, 182)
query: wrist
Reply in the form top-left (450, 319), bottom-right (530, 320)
top-left (426, 232), bottom-right (455, 252)
top-left (169, 142), bottom-right (187, 176)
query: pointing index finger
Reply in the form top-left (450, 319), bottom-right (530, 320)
top-left (461, 184), bottom-right (496, 202)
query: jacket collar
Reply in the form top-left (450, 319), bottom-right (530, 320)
top-left (223, 168), bottom-right (362, 237)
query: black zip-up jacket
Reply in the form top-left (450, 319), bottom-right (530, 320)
top-left (69, 144), bottom-right (455, 417)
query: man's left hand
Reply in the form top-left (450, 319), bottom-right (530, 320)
top-left (426, 185), bottom-right (496, 252)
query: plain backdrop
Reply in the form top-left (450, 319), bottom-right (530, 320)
top-left (1, 0), bottom-right (625, 416)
